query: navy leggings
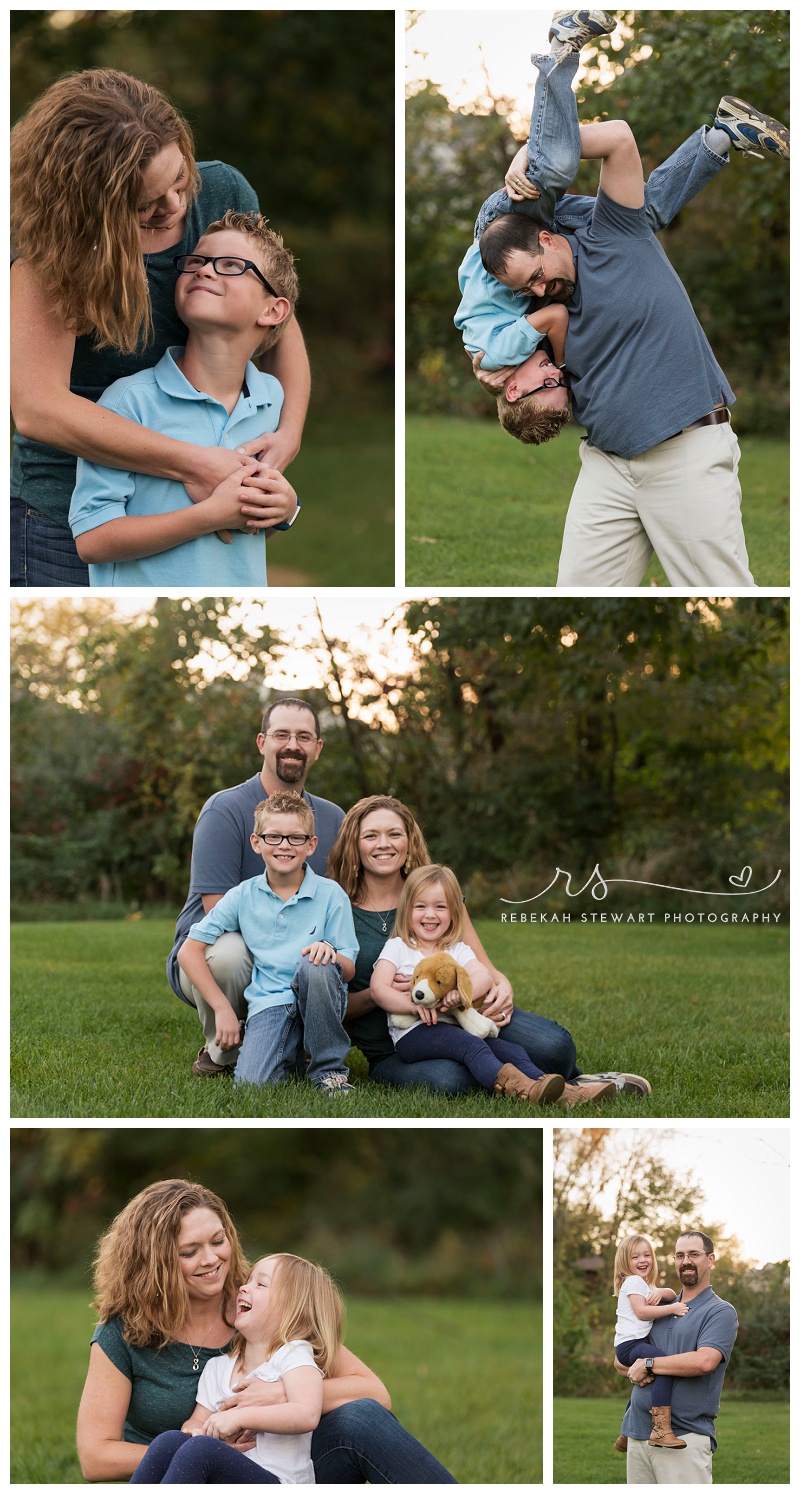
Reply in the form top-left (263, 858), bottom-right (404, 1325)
top-left (396, 1022), bottom-right (545, 1089)
top-left (616, 1339), bottom-right (673, 1407)
top-left (130, 1430), bottom-right (280, 1483)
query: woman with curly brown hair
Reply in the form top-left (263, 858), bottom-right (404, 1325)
top-left (11, 69), bottom-right (310, 586)
top-left (329, 795), bottom-right (646, 1103)
top-left (76, 1178), bottom-right (456, 1483)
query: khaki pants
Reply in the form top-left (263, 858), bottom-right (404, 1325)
top-left (557, 423), bottom-right (754, 587)
top-left (178, 931), bottom-right (253, 1066)
top-left (627, 1433), bottom-right (713, 1484)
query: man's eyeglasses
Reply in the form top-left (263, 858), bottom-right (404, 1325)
top-left (515, 375), bottom-right (568, 405)
top-left (173, 254), bottom-right (279, 297)
top-left (254, 832), bottom-right (311, 847)
top-left (264, 731), bottom-right (317, 746)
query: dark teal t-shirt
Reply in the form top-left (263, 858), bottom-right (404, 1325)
top-left (345, 905), bottom-right (396, 1069)
top-left (91, 1315), bottom-right (234, 1445)
top-left (11, 161), bottom-right (258, 525)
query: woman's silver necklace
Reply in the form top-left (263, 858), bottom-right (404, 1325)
top-left (186, 1310), bottom-right (218, 1370)
top-left (361, 897), bottom-right (392, 934)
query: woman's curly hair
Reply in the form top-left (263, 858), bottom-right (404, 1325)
top-left (11, 68), bottom-right (199, 353)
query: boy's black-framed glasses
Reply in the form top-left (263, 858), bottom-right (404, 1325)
top-left (515, 375), bottom-right (568, 405)
top-left (254, 832), bottom-right (311, 847)
top-left (173, 254), bottom-right (279, 297)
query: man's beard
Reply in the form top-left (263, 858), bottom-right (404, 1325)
top-left (679, 1266), bottom-right (699, 1286)
top-left (275, 754), bottom-right (305, 784)
top-left (547, 278), bottom-right (575, 304)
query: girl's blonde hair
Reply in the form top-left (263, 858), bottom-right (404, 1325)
top-left (327, 795), bottom-right (431, 902)
top-left (231, 1254), bottom-right (344, 1377)
top-left (92, 1179), bottom-right (249, 1347)
top-left (613, 1234), bottom-right (659, 1296)
top-left (11, 68), bottom-right (200, 353)
top-left (394, 864), bottom-right (465, 948)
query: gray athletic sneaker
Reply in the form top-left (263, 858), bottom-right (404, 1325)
top-left (548, 10), bottom-right (617, 56)
top-left (714, 96), bottom-right (790, 159)
top-left (575, 1070), bottom-right (652, 1097)
top-left (317, 1072), bottom-right (355, 1097)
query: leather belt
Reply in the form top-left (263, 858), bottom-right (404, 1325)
top-left (665, 407), bottom-right (730, 441)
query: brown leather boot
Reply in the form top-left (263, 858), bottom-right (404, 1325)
top-left (493, 1064), bottom-right (565, 1105)
top-left (558, 1080), bottom-right (616, 1107)
top-left (613, 1434), bottom-right (628, 1453)
top-left (649, 1406), bottom-right (686, 1449)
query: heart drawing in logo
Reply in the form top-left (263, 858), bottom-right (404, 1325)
top-left (729, 866), bottom-right (752, 888)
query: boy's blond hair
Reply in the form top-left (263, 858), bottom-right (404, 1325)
top-left (613, 1234), bottom-right (660, 1296)
top-left (394, 864), bottom-right (465, 948)
top-left (204, 209), bottom-right (299, 352)
top-left (497, 391), bottom-right (571, 446)
top-left (253, 792), bottom-right (315, 838)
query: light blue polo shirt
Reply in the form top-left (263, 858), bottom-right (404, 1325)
top-left (454, 242), bottom-right (545, 370)
top-left (69, 346), bottom-right (284, 586)
top-left (187, 864), bottom-right (358, 1017)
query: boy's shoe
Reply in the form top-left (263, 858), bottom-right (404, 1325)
top-left (549, 11), bottom-right (617, 56)
top-left (557, 1080), bottom-right (616, 1107)
top-left (191, 1045), bottom-right (234, 1077)
top-left (317, 1072), bottom-right (355, 1096)
top-left (713, 96), bottom-right (790, 159)
top-left (614, 1434), bottom-right (628, 1454)
top-left (575, 1070), bottom-right (652, 1097)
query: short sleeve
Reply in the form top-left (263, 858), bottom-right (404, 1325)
top-left (588, 186), bottom-right (651, 241)
top-left (449, 941), bottom-right (477, 967)
top-left (377, 937), bottom-right (407, 968)
top-left (698, 1302), bottom-right (739, 1364)
top-left (264, 1340), bottom-right (321, 1377)
top-left (91, 1318), bottom-right (134, 1381)
top-left (191, 798), bottom-right (253, 899)
top-left (321, 889), bottom-right (358, 964)
top-left (188, 884), bottom-right (245, 944)
top-left (196, 1355), bottom-right (228, 1411)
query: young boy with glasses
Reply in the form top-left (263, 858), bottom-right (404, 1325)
top-left (456, 8), bottom-right (788, 447)
top-left (69, 210), bottom-right (300, 583)
top-left (178, 791), bottom-right (358, 1097)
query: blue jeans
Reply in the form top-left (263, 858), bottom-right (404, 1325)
top-left (617, 1339), bottom-right (673, 1408)
top-left (396, 1022), bottom-right (546, 1088)
top-left (10, 498), bottom-right (90, 587)
top-left (311, 1399), bottom-right (458, 1483)
top-left (234, 955), bottom-right (350, 1087)
top-left (554, 125), bottom-right (728, 237)
top-left (475, 50), bottom-right (582, 236)
top-left (371, 1007), bottom-right (578, 1094)
top-left (130, 1430), bottom-right (280, 1482)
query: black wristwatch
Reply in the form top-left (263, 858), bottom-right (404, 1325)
top-left (645, 1357), bottom-right (655, 1373)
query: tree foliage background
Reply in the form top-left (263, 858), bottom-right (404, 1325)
top-left (11, 9), bottom-right (393, 412)
top-left (407, 9), bottom-right (789, 435)
top-left (553, 1129), bottom-right (789, 1396)
top-left (11, 596), bottom-right (788, 916)
top-left (11, 1127), bottom-right (541, 1299)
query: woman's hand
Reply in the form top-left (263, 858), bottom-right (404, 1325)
top-left (505, 145), bottom-right (540, 202)
top-left (236, 428), bottom-right (301, 474)
top-left (184, 448), bottom-right (258, 506)
top-left (391, 970), bottom-right (412, 994)
top-left (471, 351), bottom-right (514, 393)
top-left (239, 465), bottom-right (299, 528)
top-left (219, 1378), bottom-right (287, 1412)
top-left (480, 976), bottom-right (515, 1026)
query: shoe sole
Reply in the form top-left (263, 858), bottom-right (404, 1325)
top-left (717, 95), bottom-right (790, 157)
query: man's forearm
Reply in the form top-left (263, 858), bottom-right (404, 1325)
top-left (652, 1350), bottom-right (721, 1377)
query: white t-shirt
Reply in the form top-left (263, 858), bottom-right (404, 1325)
top-left (197, 1339), bottom-right (322, 1482)
top-left (615, 1275), bottom-right (656, 1347)
top-left (378, 936), bottom-right (477, 1046)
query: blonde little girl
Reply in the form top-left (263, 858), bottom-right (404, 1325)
top-left (370, 863), bottom-right (566, 1107)
top-left (613, 1233), bottom-right (688, 1451)
top-left (130, 1253), bottom-right (343, 1483)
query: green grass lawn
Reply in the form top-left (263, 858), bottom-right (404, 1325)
top-left (10, 1285), bottom-right (540, 1484)
top-left (10, 919), bottom-right (787, 1118)
top-left (553, 1396), bottom-right (789, 1484)
top-left (405, 416), bottom-right (789, 586)
top-left (268, 411), bottom-right (394, 585)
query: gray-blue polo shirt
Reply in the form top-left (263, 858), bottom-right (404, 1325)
top-left (621, 1285), bottom-right (739, 1451)
top-left (68, 346), bottom-right (283, 587)
top-left (187, 864), bottom-right (358, 1016)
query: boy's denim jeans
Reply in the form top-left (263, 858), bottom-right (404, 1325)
top-left (555, 125), bottom-right (728, 237)
top-left (234, 953), bottom-right (350, 1087)
top-left (475, 50), bottom-right (582, 236)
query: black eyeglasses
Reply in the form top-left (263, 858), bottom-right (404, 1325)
top-left (173, 254), bottom-right (279, 297)
top-left (515, 375), bottom-right (568, 404)
top-left (254, 832), bottom-right (311, 847)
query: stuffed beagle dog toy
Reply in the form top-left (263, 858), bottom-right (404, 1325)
top-left (391, 951), bottom-right (499, 1040)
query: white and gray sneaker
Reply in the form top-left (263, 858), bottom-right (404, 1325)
top-left (713, 96), bottom-right (790, 160)
top-left (549, 10), bottom-right (617, 57)
top-left (575, 1070), bottom-right (652, 1097)
top-left (318, 1072), bottom-right (355, 1097)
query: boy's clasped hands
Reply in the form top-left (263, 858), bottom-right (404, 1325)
top-left (202, 453), bottom-right (298, 543)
